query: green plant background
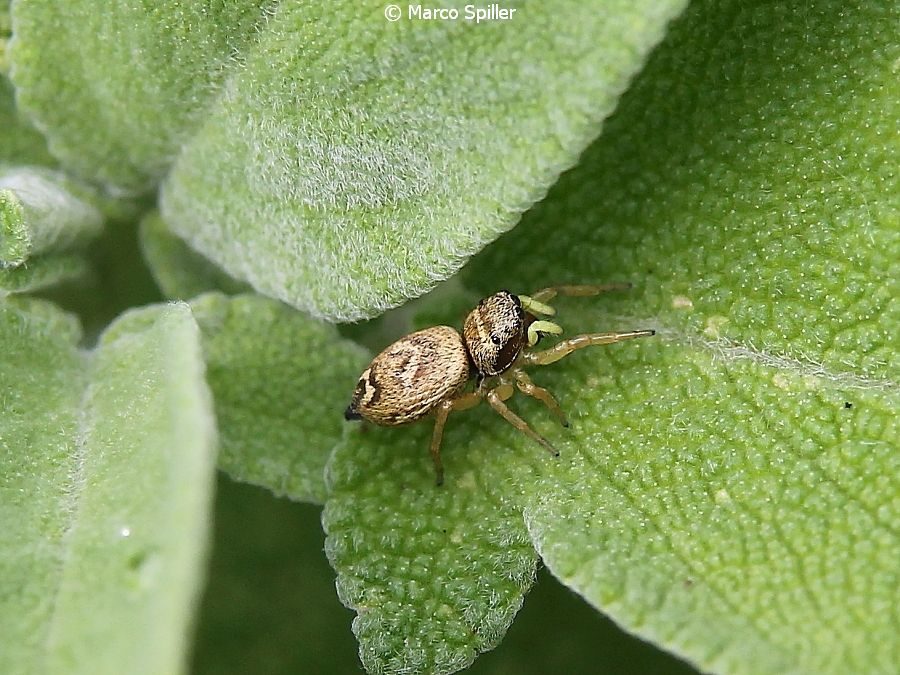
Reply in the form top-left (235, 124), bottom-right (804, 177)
top-left (1, 1), bottom-right (896, 674)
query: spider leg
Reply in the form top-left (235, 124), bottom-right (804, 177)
top-left (512, 369), bottom-right (569, 427)
top-left (486, 385), bottom-right (559, 457)
top-left (524, 330), bottom-right (655, 366)
top-left (529, 283), bottom-right (633, 304)
top-left (429, 391), bottom-right (481, 486)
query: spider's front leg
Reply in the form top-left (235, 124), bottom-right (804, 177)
top-left (522, 330), bottom-right (656, 366)
top-left (524, 329), bottom-right (655, 366)
top-left (527, 283), bottom-right (634, 305)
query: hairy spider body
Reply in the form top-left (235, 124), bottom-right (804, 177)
top-left (345, 326), bottom-right (469, 426)
top-left (345, 284), bottom-right (655, 485)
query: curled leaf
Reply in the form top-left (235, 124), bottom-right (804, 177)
top-left (0, 252), bottom-right (89, 296)
top-left (0, 166), bottom-right (102, 267)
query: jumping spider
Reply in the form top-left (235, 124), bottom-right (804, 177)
top-left (345, 284), bottom-right (655, 485)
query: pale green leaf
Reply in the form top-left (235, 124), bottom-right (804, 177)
top-left (0, 75), bottom-right (55, 166)
top-left (160, 0), bottom-right (687, 320)
top-left (0, 300), bottom-right (217, 675)
top-left (0, 166), bottom-right (103, 267)
top-left (8, 0), bottom-right (275, 192)
top-left (191, 292), bottom-right (370, 503)
top-left (324, 2), bottom-right (898, 674)
top-left (139, 210), bottom-right (248, 300)
top-left (0, 252), bottom-right (89, 296)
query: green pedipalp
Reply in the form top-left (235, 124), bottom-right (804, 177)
top-left (527, 319), bottom-right (562, 346)
top-left (518, 294), bottom-right (556, 316)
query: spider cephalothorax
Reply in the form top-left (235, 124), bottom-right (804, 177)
top-left (463, 291), bottom-right (525, 376)
top-left (345, 284), bottom-right (655, 485)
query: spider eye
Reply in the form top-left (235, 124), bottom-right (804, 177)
top-left (491, 335), bottom-right (502, 345)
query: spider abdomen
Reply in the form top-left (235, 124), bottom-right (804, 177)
top-left (345, 326), bottom-right (470, 426)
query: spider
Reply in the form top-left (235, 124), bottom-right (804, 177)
top-left (344, 284), bottom-right (655, 485)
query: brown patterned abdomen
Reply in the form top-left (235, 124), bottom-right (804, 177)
top-left (347, 326), bottom-right (471, 426)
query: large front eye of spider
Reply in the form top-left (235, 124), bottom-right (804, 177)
top-left (463, 291), bottom-right (526, 376)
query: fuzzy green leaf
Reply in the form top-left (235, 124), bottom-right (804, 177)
top-left (139, 211), bottom-right (248, 300)
top-left (324, 2), bottom-right (898, 674)
top-left (325, 426), bottom-right (540, 675)
top-left (0, 300), bottom-right (217, 675)
top-left (8, 0), bottom-right (275, 192)
top-left (0, 75), bottom-right (55, 166)
top-left (160, 0), bottom-right (687, 320)
top-left (0, 166), bottom-right (103, 267)
top-left (191, 292), bottom-right (370, 503)
top-left (0, 252), bottom-right (89, 296)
